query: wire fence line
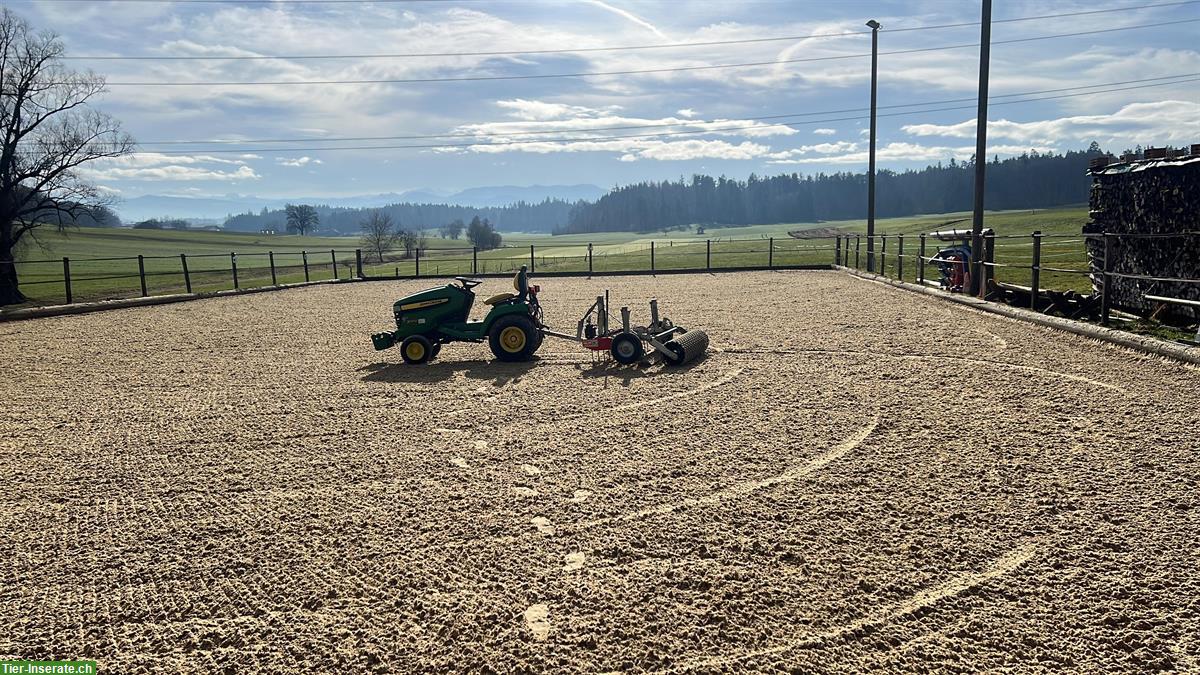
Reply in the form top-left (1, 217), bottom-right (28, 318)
top-left (12, 231), bottom-right (1197, 330)
top-left (836, 230), bottom-right (1200, 326)
top-left (8, 237), bottom-right (837, 307)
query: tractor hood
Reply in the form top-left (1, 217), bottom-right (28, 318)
top-left (393, 286), bottom-right (454, 313)
top-left (391, 283), bottom-right (474, 333)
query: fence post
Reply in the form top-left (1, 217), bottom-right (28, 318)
top-left (880, 235), bottom-right (888, 276)
top-left (706, 239), bottom-right (711, 271)
top-left (1101, 232), bottom-right (1113, 325)
top-left (330, 249), bottom-right (337, 279)
top-left (834, 236), bottom-right (841, 266)
top-left (530, 244), bottom-right (535, 273)
top-left (982, 233), bottom-right (996, 299)
top-left (588, 244), bottom-right (593, 275)
top-left (897, 234), bottom-right (905, 281)
top-left (855, 235), bottom-right (861, 268)
top-left (472, 247), bottom-right (478, 275)
top-left (651, 241), bottom-right (656, 273)
top-left (302, 251), bottom-right (310, 282)
top-left (231, 252), bottom-right (239, 289)
top-left (415, 248), bottom-right (421, 278)
top-left (1030, 231), bottom-right (1041, 311)
top-left (918, 235), bottom-right (927, 285)
top-left (355, 249), bottom-right (363, 279)
top-left (62, 257), bottom-right (72, 304)
top-left (270, 251), bottom-right (278, 285)
top-left (138, 255), bottom-right (148, 297)
top-left (180, 254), bottom-right (191, 293)
top-left (769, 237), bottom-right (774, 269)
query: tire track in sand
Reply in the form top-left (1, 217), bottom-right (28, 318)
top-left (665, 541), bottom-right (1039, 672)
top-left (575, 413), bottom-right (879, 529)
top-left (719, 348), bottom-right (1124, 393)
top-left (409, 409), bottom-right (875, 558)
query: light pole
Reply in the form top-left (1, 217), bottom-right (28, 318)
top-left (865, 19), bottom-right (881, 273)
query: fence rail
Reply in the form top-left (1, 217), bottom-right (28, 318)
top-left (9, 237), bottom-right (835, 308)
top-left (11, 231), bottom-right (1198, 330)
top-left (835, 230), bottom-right (1200, 326)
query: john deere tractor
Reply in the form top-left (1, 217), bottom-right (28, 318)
top-left (371, 265), bottom-right (544, 364)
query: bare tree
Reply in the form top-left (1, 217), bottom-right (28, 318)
top-left (284, 204), bottom-right (318, 236)
top-left (397, 228), bottom-right (419, 259)
top-left (0, 8), bottom-right (135, 305)
top-left (358, 210), bottom-right (398, 263)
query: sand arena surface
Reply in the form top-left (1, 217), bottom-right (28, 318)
top-left (1, 271), bottom-right (1198, 672)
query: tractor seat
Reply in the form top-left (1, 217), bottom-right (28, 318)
top-left (484, 292), bottom-right (517, 306)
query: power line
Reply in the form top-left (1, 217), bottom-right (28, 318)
top-left (61, 1), bottom-right (1200, 61)
top-left (132, 73), bottom-right (1200, 146)
top-left (115, 77), bottom-right (1200, 155)
top-left (94, 19), bottom-right (1200, 86)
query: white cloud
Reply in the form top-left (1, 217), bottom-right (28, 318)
top-left (457, 99), bottom-right (797, 148)
top-left (84, 164), bottom-right (262, 182)
top-left (496, 99), bottom-right (599, 121)
top-left (462, 138), bottom-right (772, 162)
top-left (276, 156), bottom-right (323, 167)
top-left (813, 128), bottom-right (837, 135)
top-left (677, 108), bottom-right (698, 118)
top-left (767, 141), bottom-right (1058, 165)
top-left (902, 101), bottom-right (1200, 147)
top-left (81, 153), bottom-right (262, 182)
top-left (581, 0), bottom-right (667, 39)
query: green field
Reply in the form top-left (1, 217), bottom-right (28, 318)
top-left (9, 207), bottom-right (1091, 307)
top-left (824, 206), bottom-right (1093, 293)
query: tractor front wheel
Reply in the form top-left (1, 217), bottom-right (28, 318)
top-left (400, 335), bottom-right (433, 364)
top-left (489, 315), bottom-right (538, 362)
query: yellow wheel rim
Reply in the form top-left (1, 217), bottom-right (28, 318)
top-left (499, 326), bottom-right (527, 353)
top-left (405, 341), bottom-right (426, 360)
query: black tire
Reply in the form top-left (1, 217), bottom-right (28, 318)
top-left (400, 335), bottom-right (433, 364)
top-left (610, 332), bottom-right (645, 365)
top-left (531, 327), bottom-right (545, 353)
top-left (488, 315), bottom-right (537, 362)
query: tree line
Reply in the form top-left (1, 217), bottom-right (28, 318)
top-left (559, 145), bottom-right (1107, 234)
top-left (224, 197), bottom-right (577, 235)
top-left (358, 211), bottom-right (502, 261)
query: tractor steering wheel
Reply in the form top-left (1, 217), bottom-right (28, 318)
top-left (455, 276), bottom-right (483, 290)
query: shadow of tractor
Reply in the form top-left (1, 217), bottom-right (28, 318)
top-left (359, 351), bottom-right (709, 388)
top-left (358, 358), bottom-right (540, 386)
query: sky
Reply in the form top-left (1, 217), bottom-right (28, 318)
top-left (17, 0), bottom-right (1200, 200)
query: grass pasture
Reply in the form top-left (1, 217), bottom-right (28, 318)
top-left (10, 206), bottom-right (1092, 306)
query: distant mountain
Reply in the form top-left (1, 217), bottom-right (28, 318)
top-left (444, 184), bottom-right (605, 207)
top-left (115, 185), bottom-right (604, 223)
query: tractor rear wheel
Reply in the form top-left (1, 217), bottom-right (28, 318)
top-left (400, 335), bottom-right (433, 364)
top-left (610, 332), bottom-right (645, 365)
top-left (489, 315), bottom-right (537, 362)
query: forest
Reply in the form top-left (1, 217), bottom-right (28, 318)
top-left (560, 146), bottom-right (1106, 234)
top-left (223, 198), bottom-right (577, 234)
top-left (218, 146), bottom-right (1106, 235)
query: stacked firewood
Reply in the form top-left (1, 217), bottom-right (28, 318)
top-left (1086, 150), bottom-right (1200, 320)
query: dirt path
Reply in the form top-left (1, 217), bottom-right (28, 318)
top-left (1, 271), bottom-right (1197, 673)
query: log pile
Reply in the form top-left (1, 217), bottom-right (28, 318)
top-left (1086, 150), bottom-right (1200, 320)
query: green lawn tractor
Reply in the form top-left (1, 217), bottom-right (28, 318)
top-left (371, 265), bottom-right (545, 364)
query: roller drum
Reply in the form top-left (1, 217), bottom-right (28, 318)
top-left (664, 329), bottom-right (708, 366)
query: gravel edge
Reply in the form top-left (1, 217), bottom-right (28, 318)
top-left (0, 278), bottom-right (352, 322)
top-left (836, 265), bottom-right (1200, 367)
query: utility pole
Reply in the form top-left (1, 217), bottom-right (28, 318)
top-left (970, 0), bottom-right (992, 296)
top-left (865, 19), bottom-right (881, 273)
